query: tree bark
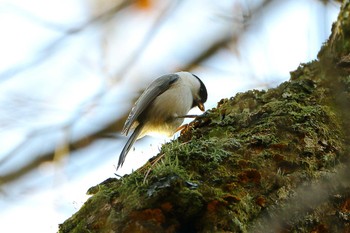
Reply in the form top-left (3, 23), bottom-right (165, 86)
top-left (59, 1), bottom-right (350, 232)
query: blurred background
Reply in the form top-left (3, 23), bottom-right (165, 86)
top-left (0, 0), bottom-right (341, 232)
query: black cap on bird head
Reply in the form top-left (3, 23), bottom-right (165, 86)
top-left (191, 73), bottom-right (207, 111)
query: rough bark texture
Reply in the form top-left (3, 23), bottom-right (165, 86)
top-left (59, 1), bottom-right (350, 232)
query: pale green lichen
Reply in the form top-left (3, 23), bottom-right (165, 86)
top-left (59, 2), bottom-right (350, 231)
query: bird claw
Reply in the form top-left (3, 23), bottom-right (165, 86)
top-left (176, 124), bottom-right (189, 133)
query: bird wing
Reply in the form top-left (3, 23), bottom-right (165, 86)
top-left (122, 74), bottom-right (179, 135)
top-left (118, 123), bottom-right (143, 169)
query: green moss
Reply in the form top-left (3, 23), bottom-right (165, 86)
top-left (53, 3), bottom-right (350, 232)
top-left (59, 179), bottom-right (121, 233)
top-left (60, 11), bottom-right (350, 230)
top-left (60, 67), bottom-right (349, 232)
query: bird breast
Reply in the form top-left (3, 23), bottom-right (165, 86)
top-left (141, 82), bottom-right (193, 137)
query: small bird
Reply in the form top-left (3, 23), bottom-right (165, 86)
top-left (117, 71), bottom-right (208, 169)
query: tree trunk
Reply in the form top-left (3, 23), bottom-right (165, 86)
top-left (59, 1), bottom-right (350, 232)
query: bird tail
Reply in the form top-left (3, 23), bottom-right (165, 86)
top-left (117, 124), bottom-right (143, 169)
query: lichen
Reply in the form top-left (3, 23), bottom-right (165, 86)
top-left (59, 60), bottom-right (349, 232)
top-left (59, 2), bottom-right (350, 232)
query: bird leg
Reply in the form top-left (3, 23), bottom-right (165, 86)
top-left (174, 115), bottom-right (199, 132)
top-left (176, 115), bottom-right (198, 118)
top-left (176, 124), bottom-right (189, 132)
top-left (175, 113), bottom-right (208, 132)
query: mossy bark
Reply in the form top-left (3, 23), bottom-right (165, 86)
top-left (59, 1), bottom-right (350, 232)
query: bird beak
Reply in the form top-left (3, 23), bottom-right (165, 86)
top-left (197, 102), bottom-right (205, 112)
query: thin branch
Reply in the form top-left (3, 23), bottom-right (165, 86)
top-left (112, 0), bottom-right (185, 81)
top-left (0, 0), bottom-right (137, 83)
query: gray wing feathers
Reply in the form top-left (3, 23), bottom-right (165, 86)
top-left (117, 124), bottom-right (143, 169)
top-left (122, 74), bottom-right (179, 135)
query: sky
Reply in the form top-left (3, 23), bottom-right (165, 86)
top-left (0, 0), bottom-right (340, 232)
